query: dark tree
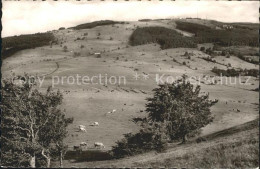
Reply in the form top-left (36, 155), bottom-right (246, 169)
top-left (63, 46), bottom-right (68, 52)
top-left (146, 75), bottom-right (214, 143)
top-left (1, 74), bottom-right (73, 168)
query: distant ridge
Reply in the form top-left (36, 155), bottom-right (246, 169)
top-left (69, 20), bottom-right (126, 30)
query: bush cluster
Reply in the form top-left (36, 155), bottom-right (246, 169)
top-left (212, 67), bottom-right (259, 77)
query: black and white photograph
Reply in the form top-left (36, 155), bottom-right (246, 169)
top-left (1, 1), bottom-right (259, 168)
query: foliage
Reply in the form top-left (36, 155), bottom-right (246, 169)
top-left (1, 33), bottom-right (55, 59)
top-left (129, 27), bottom-right (197, 49)
top-left (237, 53), bottom-right (259, 64)
top-left (112, 75), bottom-right (214, 158)
top-left (73, 52), bottom-right (81, 57)
top-left (0, 74), bottom-right (73, 167)
top-left (70, 20), bottom-right (125, 30)
top-left (201, 56), bottom-right (216, 63)
top-left (63, 46), bottom-right (68, 52)
top-left (138, 19), bottom-right (152, 22)
top-left (111, 122), bottom-right (168, 158)
top-left (146, 75), bottom-right (214, 142)
top-left (212, 67), bottom-right (259, 77)
top-left (175, 21), bottom-right (259, 47)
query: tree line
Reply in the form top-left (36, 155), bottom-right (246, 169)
top-left (129, 27), bottom-right (197, 49)
top-left (69, 20), bottom-right (126, 30)
top-left (1, 33), bottom-right (55, 59)
top-left (175, 21), bottom-right (259, 47)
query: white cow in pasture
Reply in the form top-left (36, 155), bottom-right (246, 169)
top-left (107, 109), bottom-right (116, 114)
top-left (90, 122), bottom-right (99, 126)
top-left (94, 142), bottom-right (105, 149)
top-left (78, 125), bottom-right (87, 132)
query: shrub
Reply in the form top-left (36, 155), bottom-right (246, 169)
top-left (63, 46), bottom-right (68, 52)
top-left (112, 124), bottom-right (168, 158)
top-left (200, 47), bottom-right (205, 51)
top-left (196, 137), bottom-right (207, 143)
top-left (73, 52), bottom-right (81, 57)
top-left (206, 48), bottom-right (213, 55)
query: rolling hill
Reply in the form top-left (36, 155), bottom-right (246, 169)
top-left (1, 18), bottom-right (259, 168)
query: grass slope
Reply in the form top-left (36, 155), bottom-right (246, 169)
top-left (68, 119), bottom-right (259, 168)
top-left (136, 119), bottom-right (259, 168)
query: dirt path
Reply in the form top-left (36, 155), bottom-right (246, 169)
top-left (42, 62), bottom-right (59, 76)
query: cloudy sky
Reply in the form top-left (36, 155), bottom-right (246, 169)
top-left (2, 1), bottom-right (259, 37)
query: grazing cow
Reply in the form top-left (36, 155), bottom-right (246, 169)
top-left (79, 127), bottom-right (86, 132)
top-left (90, 122), bottom-right (99, 126)
top-left (94, 142), bottom-right (105, 149)
top-left (79, 125), bottom-right (87, 132)
top-left (107, 111), bottom-right (112, 114)
top-left (73, 146), bottom-right (82, 152)
top-left (80, 142), bottom-right (88, 147)
top-left (93, 122), bottom-right (99, 126)
top-left (79, 125), bottom-right (85, 128)
top-left (112, 109), bottom-right (116, 113)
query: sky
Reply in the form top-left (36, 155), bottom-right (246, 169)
top-left (2, 1), bottom-right (259, 37)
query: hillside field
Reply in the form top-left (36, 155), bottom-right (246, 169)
top-left (1, 19), bottom-right (259, 167)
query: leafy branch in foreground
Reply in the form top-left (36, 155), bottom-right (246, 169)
top-left (1, 74), bottom-right (73, 168)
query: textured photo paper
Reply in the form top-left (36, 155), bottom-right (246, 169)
top-left (1, 1), bottom-right (259, 168)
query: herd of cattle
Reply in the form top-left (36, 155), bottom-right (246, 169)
top-left (73, 109), bottom-right (117, 152)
